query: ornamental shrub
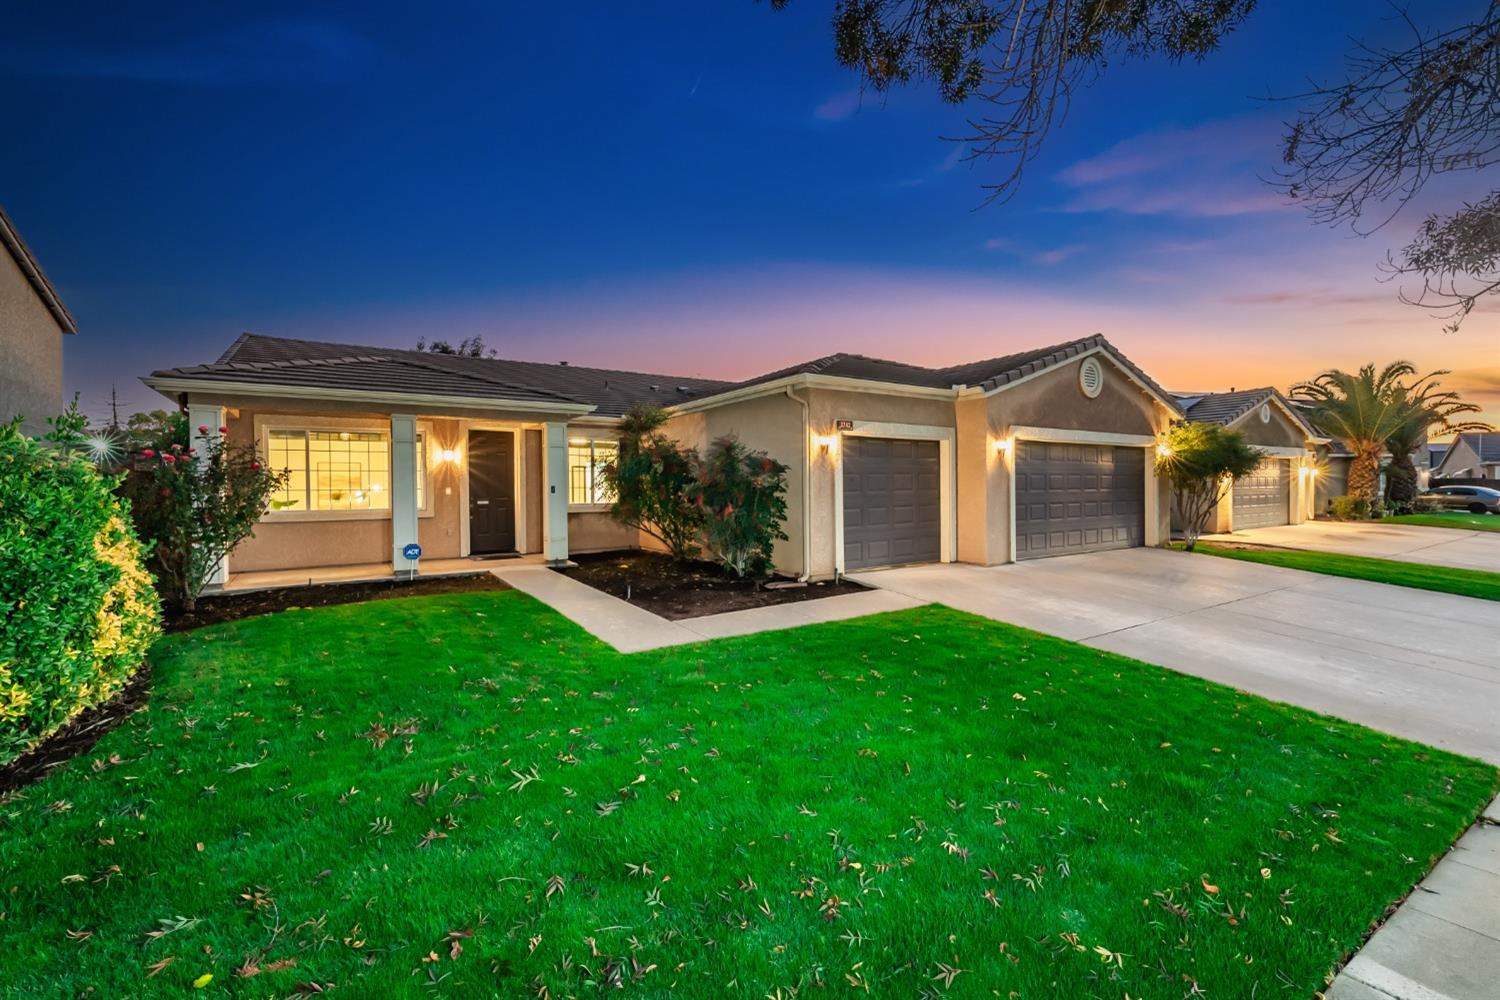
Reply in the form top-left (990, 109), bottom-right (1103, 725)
top-left (603, 404), bottom-right (705, 561)
top-left (686, 435), bottom-right (790, 578)
top-left (0, 411), bottom-right (159, 766)
top-left (118, 415), bottom-right (287, 611)
top-left (1155, 421), bottom-right (1265, 550)
top-left (1328, 495), bottom-right (1372, 520)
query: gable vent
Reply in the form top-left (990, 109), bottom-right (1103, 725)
top-left (1078, 357), bottom-right (1104, 399)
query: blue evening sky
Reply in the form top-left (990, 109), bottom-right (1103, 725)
top-left (2, 2), bottom-right (1494, 423)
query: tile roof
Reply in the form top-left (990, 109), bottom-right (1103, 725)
top-left (151, 333), bottom-right (1180, 418)
top-left (152, 334), bottom-right (733, 416)
top-left (0, 205), bottom-right (76, 334)
top-left (684, 334), bottom-right (1182, 410)
top-left (1176, 387), bottom-right (1321, 439)
top-left (1455, 431), bottom-right (1500, 463)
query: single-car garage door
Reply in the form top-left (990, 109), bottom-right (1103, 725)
top-left (842, 437), bottom-right (941, 570)
top-left (1232, 459), bottom-right (1290, 529)
top-left (1015, 442), bottom-right (1144, 560)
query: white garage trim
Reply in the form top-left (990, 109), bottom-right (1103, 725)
top-left (1256, 446), bottom-right (1312, 458)
top-left (832, 421), bottom-right (956, 574)
top-left (1005, 425), bottom-right (1162, 562)
top-left (1010, 425), bottom-right (1156, 447)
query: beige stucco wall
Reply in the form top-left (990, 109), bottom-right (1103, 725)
top-left (664, 391), bottom-right (807, 576)
top-left (0, 245), bottom-right (65, 435)
top-left (971, 356), bottom-right (1173, 566)
top-left (1236, 407), bottom-right (1308, 449)
top-left (1315, 454), bottom-right (1352, 512)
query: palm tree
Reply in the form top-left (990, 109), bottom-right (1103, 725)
top-left (1291, 362), bottom-right (1418, 501)
top-left (1383, 373), bottom-right (1492, 505)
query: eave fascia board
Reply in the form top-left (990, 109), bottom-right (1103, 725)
top-left (140, 376), bottom-right (597, 416)
top-left (667, 372), bottom-right (956, 415)
top-left (956, 344), bottom-right (1186, 418)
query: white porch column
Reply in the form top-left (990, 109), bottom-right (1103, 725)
top-left (391, 414), bottom-right (420, 575)
top-left (187, 404), bottom-right (228, 587)
top-left (543, 421), bottom-right (570, 565)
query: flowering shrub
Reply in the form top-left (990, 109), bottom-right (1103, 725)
top-left (119, 416), bottom-right (287, 611)
top-left (604, 405), bottom-right (706, 561)
top-left (686, 436), bottom-right (790, 578)
top-left (0, 410), bottom-right (159, 765)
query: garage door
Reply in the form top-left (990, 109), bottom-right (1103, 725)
top-left (1232, 459), bottom-right (1290, 529)
top-left (1015, 442), bottom-right (1144, 560)
top-left (842, 437), bottom-right (941, 570)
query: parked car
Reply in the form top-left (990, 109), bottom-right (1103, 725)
top-left (1418, 485), bottom-right (1500, 514)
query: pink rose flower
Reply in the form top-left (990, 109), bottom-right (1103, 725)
top-left (197, 425), bottom-right (209, 434)
top-left (218, 425), bottom-right (229, 433)
top-left (141, 449), bottom-right (156, 458)
top-left (162, 453), bottom-right (176, 463)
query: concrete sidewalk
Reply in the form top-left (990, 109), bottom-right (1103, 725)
top-left (490, 564), bottom-right (923, 652)
top-left (1328, 795), bottom-right (1500, 1000)
top-left (1204, 520), bottom-right (1500, 573)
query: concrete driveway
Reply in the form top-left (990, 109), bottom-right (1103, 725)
top-left (1204, 519), bottom-right (1500, 572)
top-left (851, 548), bottom-right (1500, 765)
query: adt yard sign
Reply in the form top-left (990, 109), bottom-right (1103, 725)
top-left (402, 543), bottom-right (422, 561)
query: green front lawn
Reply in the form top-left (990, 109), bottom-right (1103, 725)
top-left (1383, 511), bottom-right (1500, 532)
top-left (3, 594), bottom-right (1494, 997)
top-left (1180, 541), bottom-right (1500, 601)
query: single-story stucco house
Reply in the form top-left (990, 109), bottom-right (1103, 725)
top-left (1169, 387), bottom-right (1334, 532)
top-left (1432, 432), bottom-right (1500, 481)
top-left (143, 333), bottom-right (1329, 587)
top-left (1, 206), bottom-right (76, 436)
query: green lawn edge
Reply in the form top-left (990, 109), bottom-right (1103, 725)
top-left (3, 590), bottom-right (1496, 998)
top-left (1176, 541), bottom-right (1500, 601)
top-left (1382, 511), bottom-right (1500, 532)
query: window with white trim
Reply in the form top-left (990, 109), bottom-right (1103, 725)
top-left (266, 429), bottom-right (427, 513)
top-left (568, 439), bottom-right (618, 505)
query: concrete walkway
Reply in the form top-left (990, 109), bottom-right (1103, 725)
top-left (1327, 794), bottom-right (1500, 1000)
top-left (1205, 520), bottom-right (1500, 573)
top-left (490, 564), bottom-right (923, 652)
top-left (852, 548), bottom-right (1500, 765)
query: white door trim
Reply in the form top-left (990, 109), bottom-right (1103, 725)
top-left (1010, 425), bottom-right (1156, 447)
top-left (833, 421), bottom-right (957, 574)
top-left (460, 422), bottom-right (526, 556)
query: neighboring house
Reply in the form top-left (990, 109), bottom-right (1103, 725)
top-left (0, 206), bottom-right (76, 435)
top-left (145, 333), bottom-right (1200, 585)
top-left (1432, 432), bottom-right (1500, 480)
top-left (1170, 388), bottom-right (1327, 532)
top-left (1428, 442), bottom-right (1449, 471)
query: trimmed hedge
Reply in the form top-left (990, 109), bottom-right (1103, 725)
top-left (0, 421), bottom-right (159, 766)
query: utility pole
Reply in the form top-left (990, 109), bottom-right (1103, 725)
top-left (107, 383), bottom-right (122, 431)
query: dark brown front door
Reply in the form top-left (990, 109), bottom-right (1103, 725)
top-left (469, 430), bottom-right (516, 554)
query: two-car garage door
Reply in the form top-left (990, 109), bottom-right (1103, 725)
top-left (1014, 441), bottom-right (1144, 560)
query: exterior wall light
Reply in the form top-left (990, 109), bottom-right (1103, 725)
top-left (814, 433), bottom-right (840, 454)
top-left (1156, 443), bottom-right (1173, 458)
top-left (994, 437), bottom-right (1012, 454)
top-left (437, 447), bottom-right (463, 465)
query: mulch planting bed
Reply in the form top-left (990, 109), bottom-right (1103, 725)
top-left (556, 550), bottom-right (868, 620)
top-left (164, 572), bottom-right (510, 633)
top-left (0, 665), bottom-right (154, 796)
